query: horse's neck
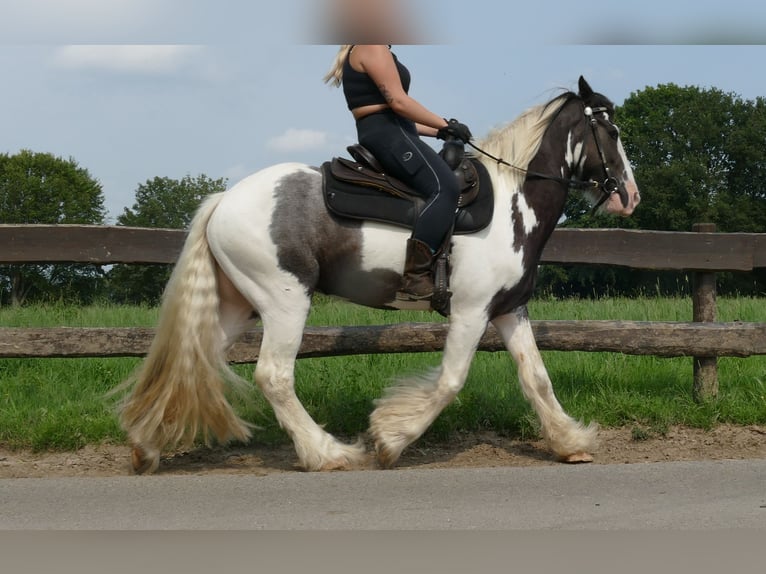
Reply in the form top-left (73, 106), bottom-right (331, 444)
top-left (528, 103), bottom-right (584, 183)
top-left (516, 105), bottom-right (585, 237)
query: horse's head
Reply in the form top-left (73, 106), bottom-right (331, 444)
top-left (576, 76), bottom-right (640, 217)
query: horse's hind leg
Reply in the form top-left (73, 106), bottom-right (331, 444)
top-left (254, 299), bottom-right (367, 471)
top-left (492, 307), bottom-right (597, 462)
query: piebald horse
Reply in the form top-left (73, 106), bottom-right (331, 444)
top-left (119, 77), bottom-right (640, 473)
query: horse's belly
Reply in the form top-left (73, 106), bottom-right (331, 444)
top-left (357, 222), bottom-right (410, 274)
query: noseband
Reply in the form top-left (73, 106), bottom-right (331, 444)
top-left (467, 101), bottom-right (624, 210)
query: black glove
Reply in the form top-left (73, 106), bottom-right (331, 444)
top-left (437, 118), bottom-right (472, 143)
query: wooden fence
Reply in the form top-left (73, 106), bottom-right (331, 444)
top-left (1, 223), bottom-right (765, 400)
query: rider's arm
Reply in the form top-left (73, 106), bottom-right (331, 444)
top-left (415, 123), bottom-right (439, 137)
top-left (356, 45), bottom-right (447, 134)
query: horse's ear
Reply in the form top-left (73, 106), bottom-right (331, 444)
top-left (578, 76), bottom-right (594, 99)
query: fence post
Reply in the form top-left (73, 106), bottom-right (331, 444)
top-left (692, 222), bottom-right (718, 401)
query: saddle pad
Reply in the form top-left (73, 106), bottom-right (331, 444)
top-left (321, 158), bottom-right (494, 235)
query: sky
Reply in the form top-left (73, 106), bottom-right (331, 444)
top-left (2, 0), bottom-right (766, 222)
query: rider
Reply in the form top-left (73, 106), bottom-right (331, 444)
top-left (324, 44), bottom-right (472, 301)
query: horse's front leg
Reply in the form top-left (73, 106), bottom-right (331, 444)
top-left (369, 311), bottom-right (489, 468)
top-left (492, 306), bottom-right (597, 462)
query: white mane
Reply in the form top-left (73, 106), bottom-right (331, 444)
top-left (475, 94), bottom-right (573, 188)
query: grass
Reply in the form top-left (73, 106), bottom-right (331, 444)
top-left (0, 296), bottom-right (764, 451)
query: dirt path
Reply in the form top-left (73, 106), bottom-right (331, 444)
top-left (2, 424), bottom-right (765, 478)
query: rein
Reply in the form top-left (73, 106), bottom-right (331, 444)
top-left (465, 103), bottom-right (621, 210)
top-left (466, 140), bottom-right (598, 191)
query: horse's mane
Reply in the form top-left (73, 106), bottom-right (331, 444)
top-left (475, 92), bottom-right (580, 184)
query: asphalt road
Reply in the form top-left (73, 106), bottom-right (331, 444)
top-left (2, 459), bottom-right (765, 530)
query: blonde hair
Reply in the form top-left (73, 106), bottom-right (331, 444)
top-left (323, 45), bottom-right (352, 87)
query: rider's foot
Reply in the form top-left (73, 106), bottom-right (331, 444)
top-left (396, 238), bottom-right (434, 300)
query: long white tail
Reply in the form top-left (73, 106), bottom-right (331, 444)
top-left (118, 193), bottom-right (251, 473)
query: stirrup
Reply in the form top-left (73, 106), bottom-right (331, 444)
top-left (395, 289), bottom-right (433, 302)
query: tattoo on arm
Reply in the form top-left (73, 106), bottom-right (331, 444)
top-left (378, 84), bottom-right (394, 104)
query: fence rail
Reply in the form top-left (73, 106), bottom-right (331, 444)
top-left (1, 321), bottom-right (764, 362)
top-left (2, 224), bottom-right (765, 270)
top-left (2, 224), bottom-right (765, 400)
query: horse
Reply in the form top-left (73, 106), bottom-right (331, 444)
top-left (118, 76), bottom-right (640, 474)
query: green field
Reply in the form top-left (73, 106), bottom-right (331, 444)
top-left (1, 296), bottom-right (764, 451)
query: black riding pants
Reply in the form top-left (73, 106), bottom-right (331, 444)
top-left (356, 110), bottom-right (460, 252)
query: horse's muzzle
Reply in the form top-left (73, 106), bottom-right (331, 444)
top-left (604, 180), bottom-right (640, 217)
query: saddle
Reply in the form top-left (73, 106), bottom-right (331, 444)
top-left (321, 144), bottom-right (493, 235)
top-left (320, 143), bottom-right (494, 316)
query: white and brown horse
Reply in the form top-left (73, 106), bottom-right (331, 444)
top-left (119, 76), bottom-right (640, 473)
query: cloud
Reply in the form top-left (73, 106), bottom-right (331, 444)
top-left (0, 0), bottom-right (299, 45)
top-left (267, 128), bottom-right (330, 153)
top-left (1, 0), bottom-right (159, 43)
top-left (51, 45), bottom-right (204, 76)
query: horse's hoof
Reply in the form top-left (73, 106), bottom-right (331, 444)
top-left (130, 446), bottom-right (159, 474)
top-left (319, 453), bottom-right (373, 472)
top-left (559, 452), bottom-right (594, 464)
top-left (374, 444), bottom-right (399, 469)
top-left (295, 459), bottom-right (349, 472)
top-left (319, 461), bottom-right (348, 471)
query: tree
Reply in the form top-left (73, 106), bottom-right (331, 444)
top-left (540, 84), bottom-right (766, 297)
top-left (0, 150), bottom-right (107, 305)
top-left (618, 84), bottom-right (746, 232)
top-left (716, 96), bottom-right (766, 232)
top-left (108, 174), bottom-right (227, 304)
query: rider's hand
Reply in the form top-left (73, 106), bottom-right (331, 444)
top-left (436, 119), bottom-right (472, 143)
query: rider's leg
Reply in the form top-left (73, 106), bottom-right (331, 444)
top-left (356, 111), bottom-right (460, 300)
top-left (396, 137), bottom-right (460, 299)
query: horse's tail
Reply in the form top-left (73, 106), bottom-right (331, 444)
top-left (118, 192), bottom-right (251, 473)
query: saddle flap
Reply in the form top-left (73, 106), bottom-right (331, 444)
top-left (329, 157), bottom-right (415, 200)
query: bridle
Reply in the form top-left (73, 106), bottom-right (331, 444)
top-left (583, 105), bottom-right (622, 211)
top-left (465, 101), bottom-right (623, 211)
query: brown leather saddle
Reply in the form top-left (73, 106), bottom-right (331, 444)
top-left (321, 144), bottom-right (493, 234)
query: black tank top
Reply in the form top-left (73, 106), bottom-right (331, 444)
top-left (342, 47), bottom-right (411, 111)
